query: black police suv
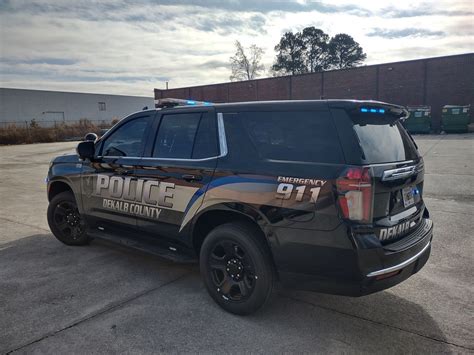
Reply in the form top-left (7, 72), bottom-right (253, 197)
top-left (46, 99), bottom-right (433, 315)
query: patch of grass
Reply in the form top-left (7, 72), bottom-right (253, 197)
top-left (0, 119), bottom-right (112, 145)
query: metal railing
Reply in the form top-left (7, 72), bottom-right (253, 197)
top-left (0, 119), bottom-right (115, 129)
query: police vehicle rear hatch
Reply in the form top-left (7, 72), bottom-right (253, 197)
top-left (332, 102), bottom-right (425, 245)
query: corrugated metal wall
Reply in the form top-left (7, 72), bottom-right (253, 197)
top-left (0, 88), bottom-right (154, 126)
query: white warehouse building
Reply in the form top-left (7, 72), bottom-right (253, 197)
top-left (0, 88), bottom-right (154, 126)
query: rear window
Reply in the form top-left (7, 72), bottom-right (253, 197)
top-left (350, 113), bottom-right (419, 164)
top-left (240, 111), bottom-right (344, 164)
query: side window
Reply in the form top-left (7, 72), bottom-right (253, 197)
top-left (192, 113), bottom-right (218, 159)
top-left (241, 111), bottom-right (345, 164)
top-left (100, 116), bottom-right (151, 157)
top-left (152, 112), bottom-right (218, 159)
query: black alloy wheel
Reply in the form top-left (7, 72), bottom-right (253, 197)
top-left (208, 239), bottom-right (256, 302)
top-left (47, 191), bottom-right (90, 245)
top-left (53, 201), bottom-right (85, 240)
top-left (200, 222), bottom-right (274, 315)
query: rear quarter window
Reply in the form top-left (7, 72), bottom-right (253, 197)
top-left (238, 111), bottom-right (345, 164)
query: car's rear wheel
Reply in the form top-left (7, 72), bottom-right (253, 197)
top-left (200, 222), bottom-right (274, 315)
top-left (47, 191), bottom-right (89, 246)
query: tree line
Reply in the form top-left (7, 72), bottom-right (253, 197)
top-left (230, 26), bottom-right (366, 81)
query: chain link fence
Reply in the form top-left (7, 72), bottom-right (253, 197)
top-left (0, 119), bottom-right (117, 145)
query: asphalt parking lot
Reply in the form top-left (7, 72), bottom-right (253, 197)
top-left (1, 135), bottom-right (473, 354)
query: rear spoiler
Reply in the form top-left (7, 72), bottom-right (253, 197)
top-left (328, 100), bottom-right (409, 122)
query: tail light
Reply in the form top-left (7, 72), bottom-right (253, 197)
top-left (336, 166), bottom-right (373, 223)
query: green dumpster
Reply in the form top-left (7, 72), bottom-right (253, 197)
top-left (403, 106), bottom-right (431, 134)
top-left (441, 105), bottom-right (471, 133)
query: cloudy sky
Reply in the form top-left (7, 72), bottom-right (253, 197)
top-left (0, 0), bottom-right (473, 97)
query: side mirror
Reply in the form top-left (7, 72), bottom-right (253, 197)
top-left (84, 132), bottom-right (98, 142)
top-left (76, 141), bottom-right (95, 160)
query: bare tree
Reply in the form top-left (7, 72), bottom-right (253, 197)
top-left (230, 41), bottom-right (265, 81)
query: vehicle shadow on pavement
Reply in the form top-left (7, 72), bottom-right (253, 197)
top-left (0, 234), bottom-right (454, 353)
top-left (273, 289), bottom-right (453, 352)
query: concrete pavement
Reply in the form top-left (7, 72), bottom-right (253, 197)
top-left (0, 136), bottom-right (473, 353)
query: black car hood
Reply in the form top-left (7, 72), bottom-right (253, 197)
top-left (52, 153), bottom-right (80, 164)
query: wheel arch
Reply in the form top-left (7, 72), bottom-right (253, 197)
top-left (48, 179), bottom-right (74, 202)
top-left (190, 204), bottom-right (277, 262)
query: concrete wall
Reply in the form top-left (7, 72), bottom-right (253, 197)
top-left (0, 88), bottom-right (154, 125)
top-left (155, 53), bottom-right (474, 131)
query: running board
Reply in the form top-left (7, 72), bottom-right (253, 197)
top-left (89, 230), bottom-right (197, 263)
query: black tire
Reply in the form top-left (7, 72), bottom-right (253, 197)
top-left (47, 191), bottom-right (89, 246)
top-left (199, 222), bottom-right (274, 315)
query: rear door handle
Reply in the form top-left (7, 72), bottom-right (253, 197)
top-left (182, 174), bottom-right (202, 182)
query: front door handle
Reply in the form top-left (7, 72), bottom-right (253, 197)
top-left (182, 174), bottom-right (202, 182)
top-left (117, 168), bottom-right (134, 175)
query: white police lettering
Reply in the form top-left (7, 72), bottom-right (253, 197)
top-left (101, 198), bottom-right (162, 219)
top-left (277, 176), bottom-right (326, 187)
top-left (276, 176), bottom-right (326, 203)
top-left (379, 220), bottom-right (413, 241)
top-left (94, 174), bottom-right (175, 219)
top-left (95, 174), bottom-right (175, 208)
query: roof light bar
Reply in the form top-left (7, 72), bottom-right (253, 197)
top-left (155, 98), bottom-right (213, 109)
top-left (360, 107), bottom-right (386, 114)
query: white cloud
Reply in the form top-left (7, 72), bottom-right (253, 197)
top-left (0, 0), bottom-right (472, 96)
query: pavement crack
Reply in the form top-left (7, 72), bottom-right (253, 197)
top-left (423, 195), bottom-right (474, 205)
top-left (5, 272), bottom-right (190, 354)
top-left (424, 172), bottom-right (474, 177)
top-left (434, 209), bottom-right (473, 216)
top-left (0, 217), bottom-right (50, 232)
top-left (421, 136), bottom-right (445, 158)
top-left (278, 294), bottom-right (473, 351)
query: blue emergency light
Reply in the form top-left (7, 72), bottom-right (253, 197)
top-left (155, 98), bottom-right (214, 109)
top-left (360, 107), bottom-right (385, 114)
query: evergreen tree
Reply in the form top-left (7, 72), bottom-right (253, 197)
top-left (328, 34), bottom-right (367, 69)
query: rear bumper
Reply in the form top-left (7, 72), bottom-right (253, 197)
top-left (366, 241), bottom-right (430, 278)
top-left (277, 218), bottom-right (433, 296)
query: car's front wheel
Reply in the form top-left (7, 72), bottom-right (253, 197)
top-left (200, 222), bottom-right (274, 315)
top-left (47, 191), bottom-right (89, 246)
